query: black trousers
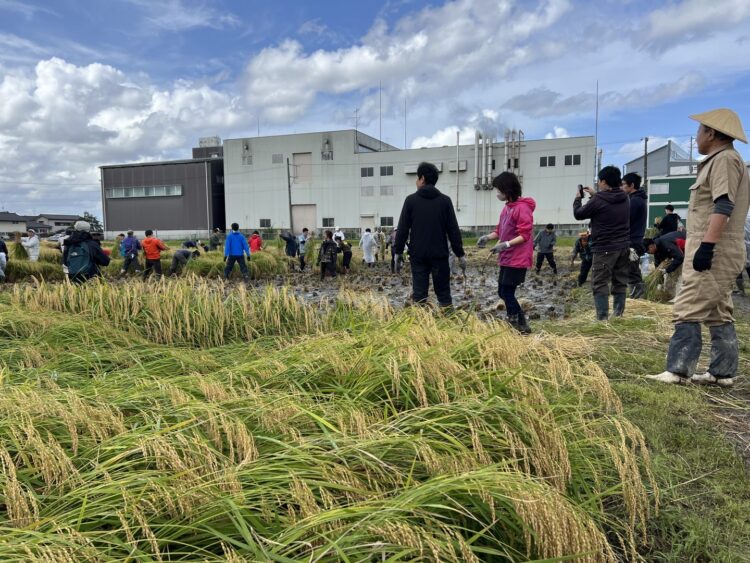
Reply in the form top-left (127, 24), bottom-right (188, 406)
top-left (122, 253), bottom-right (140, 273)
top-left (299, 255), bottom-right (306, 271)
top-left (320, 261), bottom-right (336, 280)
top-left (535, 252), bottom-right (557, 273)
top-left (498, 266), bottom-right (527, 316)
top-left (410, 256), bottom-right (451, 306)
top-left (578, 259), bottom-right (592, 286)
top-left (224, 255), bottom-right (249, 279)
top-left (143, 258), bottom-right (162, 280)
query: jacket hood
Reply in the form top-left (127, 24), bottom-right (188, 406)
top-left (417, 185), bottom-right (441, 199)
top-left (250, 234), bottom-right (260, 239)
top-left (68, 231), bottom-right (93, 244)
top-left (506, 196), bottom-right (537, 212)
top-left (629, 189), bottom-right (647, 201)
top-left (597, 187), bottom-right (628, 203)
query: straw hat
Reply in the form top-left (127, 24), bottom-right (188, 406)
top-left (689, 108), bottom-right (747, 143)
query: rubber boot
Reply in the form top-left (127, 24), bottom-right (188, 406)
top-left (666, 322), bottom-right (702, 377)
top-left (707, 323), bottom-right (738, 379)
top-left (630, 282), bottom-right (645, 299)
top-left (612, 293), bottom-right (626, 317)
top-left (593, 293), bottom-right (609, 321)
top-left (516, 311), bottom-right (532, 335)
top-left (506, 314), bottom-right (520, 331)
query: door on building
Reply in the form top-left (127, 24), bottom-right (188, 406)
top-left (292, 153), bottom-right (312, 183)
top-left (292, 204), bottom-right (317, 233)
top-left (360, 215), bottom-right (376, 232)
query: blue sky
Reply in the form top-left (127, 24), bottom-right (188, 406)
top-left (1, 0), bottom-right (749, 216)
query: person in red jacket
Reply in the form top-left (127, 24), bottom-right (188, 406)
top-left (248, 231), bottom-right (263, 253)
top-left (477, 172), bottom-right (536, 334)
top-left (141, 229), bottom-right (167, 280)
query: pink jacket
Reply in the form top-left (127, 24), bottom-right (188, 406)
top-left (494, 197), bottom-right (536, 269)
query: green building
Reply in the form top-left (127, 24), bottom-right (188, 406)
top-left (646, 175), bottom-right (694, 227)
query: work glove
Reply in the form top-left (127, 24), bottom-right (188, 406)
top-left (476, 235), bottom-right (489, 248)
top-left (490, 241), bottom-right (510, 255)
top-left (458, 256), bottom-right (467, 269)
top-left (693, 242), bottom-right (715, 272)
top-left (629, 248), bottom-right (639, 262)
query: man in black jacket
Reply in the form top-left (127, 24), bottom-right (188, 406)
top-left (622, 172), bottom-right (648, 298)
top-left (657, 205), bottom-right (681, 235)
top-left (644, 231), bottom-right (686, 273)
top-left (573, 166), bottom-right (631, 320)
top-left (62, 221), bottom-right (111, 284)
top-left (393, 162), bottom-right (465, 307)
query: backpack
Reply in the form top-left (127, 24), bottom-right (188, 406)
top-left (67, 242), bottom-right (93, 277)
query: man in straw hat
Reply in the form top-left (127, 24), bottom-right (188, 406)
top-left (648, 108), bottom-right (749, 386)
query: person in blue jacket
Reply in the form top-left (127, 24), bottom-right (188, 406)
top-left (224, 222), bottom-right (251, 281)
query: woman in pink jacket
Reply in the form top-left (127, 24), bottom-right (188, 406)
top-left (477, 172), bottom-right (536, 334)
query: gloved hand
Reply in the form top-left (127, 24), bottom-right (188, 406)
top-left (693, 242), bottom-right (715, 272)
top-left (490, 241), bottom-right (510, 255)
top-left (458, 256), bottom-right (467, 269)
top-left (476, 235), bottom-right (489, 248)
top-left (629, 248), bottom-right (639, 262)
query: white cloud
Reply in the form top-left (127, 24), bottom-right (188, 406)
top-left (0, 0), bottom-right (55, 19)
top-left (545, 126), bottom-right (569, 139)
top-left (0, 57), bottom-right (249, 216)
top-left (122, 0), bottom-right (241, 32)
top-left (243, 0), bottom-right (572, 123)
top-left (641, 0), bottom-right (750, 52)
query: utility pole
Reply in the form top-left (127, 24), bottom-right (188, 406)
top-left (286, 158), bottom-right (293, 231)
top-left (456, 131), bottom-right (460, 211)
top-left (643, 136), bottom-right (649, 188)
top-left (689, 136), bottom-right (694, 173)
top-left (379, 81), bottom-right (382, 152)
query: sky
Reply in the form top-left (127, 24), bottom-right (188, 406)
top-left (1, 0), bottom-right (750, 218)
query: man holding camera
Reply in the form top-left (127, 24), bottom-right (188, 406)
top-left (573, 166), bottom-right (631, 320)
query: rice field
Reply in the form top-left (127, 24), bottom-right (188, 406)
top-left (0, 279), bottom-right (660, 561)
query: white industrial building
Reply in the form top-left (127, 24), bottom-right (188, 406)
top-left (224, 129), bottom-right (596, 234)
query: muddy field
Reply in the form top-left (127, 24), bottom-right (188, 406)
top-left (253, 252), bottom-right (580, 321)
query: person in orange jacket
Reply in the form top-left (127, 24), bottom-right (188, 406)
top-left (141, 229), bottom-right (167, 280)
top-left (248, 230), bottom-right (263, 253)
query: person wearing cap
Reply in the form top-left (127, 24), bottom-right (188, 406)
top-left (648, 108), bottom-right (750, 387)
top-left (62, 221), bottom-right (110, 283)
top-left (21, 229), bottom-right (40, 262)
top-left (120, 230), bottom-right (142, 275)
top-left (209, 228), bottom-right (223, 251)
top-left (333, 226), bottom-right (345, 242)
top-left (570, 231), bottom-right (593, 286)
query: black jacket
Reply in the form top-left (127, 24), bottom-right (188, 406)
top-left (654, 231), bottom-right (685, 273)
top-left (658, 213), bottom-right (681, 235)
top-left (0, 240), bottom-right (8, 258)
top-left (573, 188), bottom-right (630, 253)
top-left (62, 231), bottom-right (111, 278)
top-left (393, 185), bottom-right (464, 259)
top-left (628, 190), bottom-right (648, 246)
top-left (279, 232), bottom-right (298, 257)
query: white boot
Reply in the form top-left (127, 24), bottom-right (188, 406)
top-left (690, 372), bottom-right (736, 387)
top-left (645, 371), bottom-right (688, 384)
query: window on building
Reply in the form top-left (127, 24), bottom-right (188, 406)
top-left (361, 186), bottom-right (374, 197)
top-left (514, 158), bottom-right (519, 169)
top-left (259, 219), bottom-right (271, 228)
top-left (573, 154), bottom-right (581, 165)
top-left (272, 153), bottom-right (284, 164)
top-left (380, 216), bottom-right (394, 227)
top-left (548, 156), bottom-right (556, 166)
top-left (380, 165), bottom-right (393, 176)
top-left (565, 155), bottom-right (572, 166)
top-left (105, 185), bottom-right (183, 199)
top-left (380, 186), bottom-right (394, 196)
top-left (242, 155), bottom-right (253, 166)
top-left (322, 217), bottom-right (334, 228)
top-left (361, 167), bottom-right (374, 177)
top-left (540, 156), bottom-right (548, 167)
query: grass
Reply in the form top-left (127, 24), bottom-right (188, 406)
top-left (541, 298), bottom-right (750, 561)
top-left (0, 280), bottom-right (658, 561)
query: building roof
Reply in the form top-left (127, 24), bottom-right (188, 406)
top-left (0, 211), bottom-right (28, 222)
top-left (100, 157), bottom-right (223, 170)
top-left (26, 221), bottom-right (51, 230)
top-left (36, 214), bottom-right (81, 221)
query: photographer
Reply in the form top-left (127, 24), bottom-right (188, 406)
top-left (573, 166), bottom-right (631, 320)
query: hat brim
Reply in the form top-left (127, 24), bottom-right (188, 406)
top-left (690, 113), bottom-right (748, 144)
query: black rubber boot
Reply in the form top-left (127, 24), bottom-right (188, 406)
top-left (612, 293), bottom-right (626, 317)
top-left (506, 314), bottom-right (520, 330)
top-left (630, 282), bottom-right (645, 299)
top-left (708, 323), bottom-right (739, 378)
top-left (593, 293), bottom-right (609, 321)
top-left (516, 311), bottom-right (532, 335)
top-left (666, 322), bottom-right (702, 377)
